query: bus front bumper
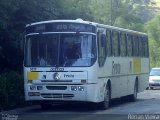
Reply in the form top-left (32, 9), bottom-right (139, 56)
top-left (24, 83), bottom-right (100, 103)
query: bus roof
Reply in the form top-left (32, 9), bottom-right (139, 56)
top-left (26, 19), bottom-right (94, 27)
top-left (26, 19), bottom-right (147, 36)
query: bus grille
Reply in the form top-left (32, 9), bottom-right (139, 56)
top-left (41, 93), bottom-right (74, 99)
top-left (46, 86), bottom-right (67, 90)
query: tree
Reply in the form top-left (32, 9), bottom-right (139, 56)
top-left (145, 14), bottom-right (160, 67)
top-left (89, 0), bottom-right (111, 24)
top-left (88, 0), bottom-right (152, 32)
top-left (113, 0), bottom-right (152, 31)
top-left (57, 0), bottom-right (93, 20)
top-left (0, 0), bottom-right (60, 72)
top-left (0, 0), bottom-right (156, 72)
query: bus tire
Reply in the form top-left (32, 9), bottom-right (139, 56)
top-left (129, 80), bottom-right (138, 102)
top-left (150, 87), bottom-right (153, 90)
top-left (99, 83), bottom-right (110, 110)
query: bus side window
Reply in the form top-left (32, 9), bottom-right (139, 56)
top-left (106, 30), bottom-right (112, 57)
top-left (135, 36), bottom-right (139, 57)
top-left (144, 37), bottom-right (149, 57)
top-left (141, 38), bottom-right (144, 57)
top-left (139, 37), bottom-right (143, 57)
top-left (133, 36), bottom-right (135, 56)
top-left (113, 31), bottom-right (119, 57)
top-left (146, 38), bottom-right (149, 57)
top-left (127, 34), bottom-right (133, 57)
top-left (97, 31), bottom-right (107, 67)
top-left (125, 34), bottom-right (128, 56)
top-left (134, 36), bottom-right (140, 57)
top-left (120, 32), bottom-right (127, 57)
top-left (137, 36), bottom-right (140, 57)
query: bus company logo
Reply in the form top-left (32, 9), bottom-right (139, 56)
top-left (2, 114), bottom-right (18, 120)
top-left (53, 72), bottom-right (61, 80)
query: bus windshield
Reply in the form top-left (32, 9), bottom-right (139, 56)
top-left (150, 69), bottom-right (160, 76)
top-left (25, 34), bottom-right (97, 67)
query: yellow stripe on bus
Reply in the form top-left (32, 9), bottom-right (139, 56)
top-left (133, 57), bottom-right (141, 73)
top-left (27, 72), bottom-right (39, 80)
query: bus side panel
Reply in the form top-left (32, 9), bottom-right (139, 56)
top-left (110, 58), bottom-right (129, 99)
top-left (98, 57), bottom-right (129, 99)
top-left (138, 58), bottom-right (149, 92)
top-left (127, 58), bottom-right (149, 95)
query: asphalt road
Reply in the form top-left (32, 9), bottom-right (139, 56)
top-left (1, 90), bottom-right (160, 120)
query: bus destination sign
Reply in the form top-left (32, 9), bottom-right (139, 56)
top-left (26, 22), bottom-right (96, 34)
top-left (53, 23), bottom-right (93, 32)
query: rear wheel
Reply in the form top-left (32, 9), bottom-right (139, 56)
top-left (150, 87), bottom-right (153, 90)
top-left (129, 80), bottom-right (138, 102)
top-left (99, 84), bottom-right (110, 110)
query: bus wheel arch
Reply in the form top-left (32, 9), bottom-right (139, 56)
top-left (129, 77), bottom-right (138, 102)
top-left (99, 80), bottom-right (111, 110)
top-left (135, 77), bottom-right (139, 92)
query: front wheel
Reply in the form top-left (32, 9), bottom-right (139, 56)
top-left (99, 84), bottom-right (110, 110)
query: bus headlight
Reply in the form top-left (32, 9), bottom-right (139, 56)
top-left (71, 86), bottom-right (77, 91)
top-left (71, 86), bottom-right (85, 91)
top-left (30, 85), bottom-right (36, 90)
top-left (78, 86), bottom-right (84, 91)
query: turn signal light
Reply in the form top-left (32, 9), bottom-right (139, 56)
top-left (81, 80), bottom-right (86, 83)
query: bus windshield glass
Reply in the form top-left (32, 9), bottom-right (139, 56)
top-left (150, 69), bottom-right (160, 76)
top-left (25, 34), bottom-right (96, 67)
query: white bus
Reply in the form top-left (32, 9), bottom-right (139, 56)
top-left (24, 19), bottom-right (149, 109)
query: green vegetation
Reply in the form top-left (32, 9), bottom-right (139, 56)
top-left (0, 0), bottom-right (159, 110)
top-left (145, 14), bottom-right (160, 67)
top-left (0, 71), bottom-right (25, 110)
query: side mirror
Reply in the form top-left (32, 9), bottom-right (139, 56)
top-left (101, 34), bottom-right (107, 47)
